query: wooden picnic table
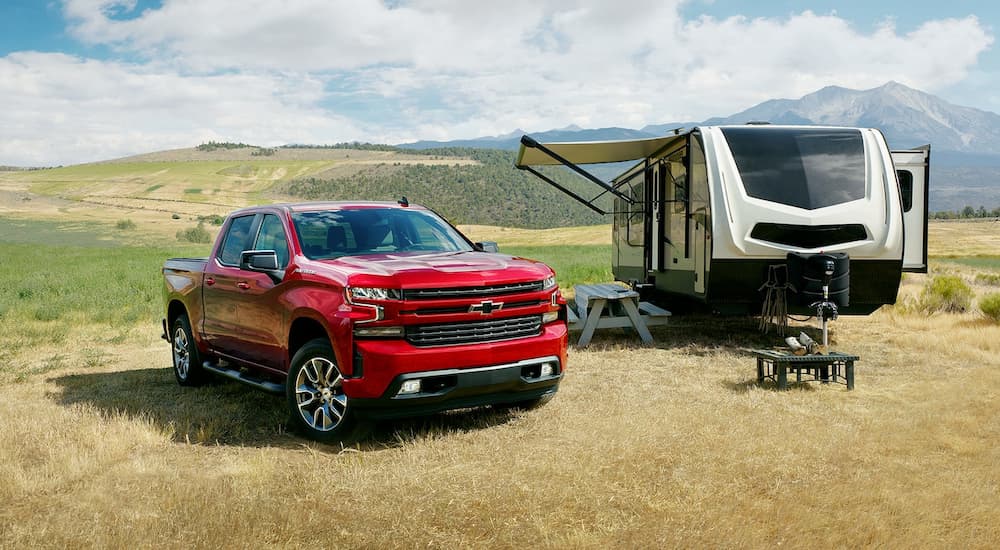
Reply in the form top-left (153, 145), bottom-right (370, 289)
top-left (569, 283), bottom-right (670, 347)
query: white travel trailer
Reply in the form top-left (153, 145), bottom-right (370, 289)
top-left (516, 125), bottom-right (929, 315)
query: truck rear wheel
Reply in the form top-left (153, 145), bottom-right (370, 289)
top-left (286, 339), bottom-right (369, 444)
top-left (171, 314), bottom-right (207, 386)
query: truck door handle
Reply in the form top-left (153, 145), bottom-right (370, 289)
top-left (237, 281), bottom-right (251, 290)
top-left (205, 277), bottom-right (216, 286)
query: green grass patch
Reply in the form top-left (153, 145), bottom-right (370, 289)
top-left (145, 184), bottom-right (164, 192)
top-left (939, 256), bottom-right (1000, 270)
top-left (0, 218), bottom-right (122, 247)
top-left (505, 245), bottom-right (612, 288)
top-left (0, 241), bottom-right (210, 383)
top-left (116, 219), bottom-right (137, 230)
top-left (183, 188), bottom-right (203, 194)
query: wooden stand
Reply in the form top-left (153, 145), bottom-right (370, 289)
top-left (752, 349), bottom-right (858, 390)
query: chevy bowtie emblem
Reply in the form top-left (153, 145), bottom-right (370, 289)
top-left (469, 300), bottom-right (503, 315)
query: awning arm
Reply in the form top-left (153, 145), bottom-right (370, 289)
top-left (518, 165), bottom-right (608, 215)
top-left (518, 135), bottom-right (633, 204)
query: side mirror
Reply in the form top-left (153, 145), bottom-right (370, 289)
top-left (475, 241), bottom-right (500, 253)
top-left (240, 250), bottom-right (284, 282)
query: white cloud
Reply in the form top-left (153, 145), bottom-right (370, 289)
top-left (0, 52), bottom-right (365, 165)
top-left (0, 1), bottom-right (992, 164)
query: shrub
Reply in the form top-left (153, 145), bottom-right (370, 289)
top-left (975, 272), bottom-right (1000, 286)
top-left (980, 293), bottom-right (1000, 322)
top-left (171, 213), bottom-right (181, 220)
top-left (116, 219), bottom-right (137, 230)
top-left (198, 214), bottom-right (225, 226)
top-left (176, 222), bottom-right (212, 244)
top-left (918, 275), bottom-right (973, 313)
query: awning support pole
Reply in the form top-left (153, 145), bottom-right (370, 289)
top-left (519, 135), bottom-right (633, 203)
top-left (517, 165), bottom-right (608, 215)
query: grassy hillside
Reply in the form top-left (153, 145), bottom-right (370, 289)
top-left (0, 145), bottom-right (607, 234)
top-left (281, 148), bottom-right (606, 228)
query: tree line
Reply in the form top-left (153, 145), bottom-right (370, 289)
top-left (931, 206), bottom-right (1000, 219)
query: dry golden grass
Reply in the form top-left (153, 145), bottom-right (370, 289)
top-left (1, 310), bottom-right (999, 548)
top-left (928, 219), bottom-right (1000, 257)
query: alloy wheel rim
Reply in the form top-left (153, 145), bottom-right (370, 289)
top-left (295, 357), bottom-right (347, 432)
top-left (172, 326), bottom-right (189, 379)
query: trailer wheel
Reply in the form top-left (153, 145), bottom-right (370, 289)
top-left (286, 338), bottom-right (369, 444)
top-left (171, 314), bottom-right (207, 386)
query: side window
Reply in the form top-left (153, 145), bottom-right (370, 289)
top-left (219, 215), bottom-right (256, 266)
top-left (897, 170), bottom-right (914, 212)
top-left (254, 214), bottom-right (290, 268)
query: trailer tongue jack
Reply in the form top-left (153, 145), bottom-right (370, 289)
top-left (813, 258), bottom-right (839, 347)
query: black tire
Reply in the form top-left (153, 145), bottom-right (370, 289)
top-left (171, 314), bottom-right (207, 386)
top-left (286, 338), bottom-right (369, 444)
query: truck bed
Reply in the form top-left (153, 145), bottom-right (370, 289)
top-left (164, 257), bottom-right (209, 272)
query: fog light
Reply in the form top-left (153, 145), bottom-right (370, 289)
top-left (542, 311), bottom-right (559, 324)
top-left (399, 379), bottom-right (421, 395)
top-left (353, 325), bottom-right (404, 338)
top-left (540, 363), bottom-right (555, 377)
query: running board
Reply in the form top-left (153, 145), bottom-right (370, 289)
top-left (202, 361), bottom-right (284, 394)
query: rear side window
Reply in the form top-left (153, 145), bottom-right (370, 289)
top-left (722, 127), bottom-right (866, 210)
top-left (218, 215), bottom-right (255, 266)
top-left (897, 170), bottom-right (914, 212)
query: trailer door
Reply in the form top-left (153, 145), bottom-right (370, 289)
top-left (892, 146), bottom-right (930, 273)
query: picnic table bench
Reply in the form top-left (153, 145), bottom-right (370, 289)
top-left (567, 283), bottom-right (670, 347)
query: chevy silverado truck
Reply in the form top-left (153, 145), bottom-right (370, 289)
top-left (162, 201), bottom-right (568, 442)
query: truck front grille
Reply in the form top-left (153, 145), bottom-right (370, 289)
top-left (403, 281), bottom-right (543, 300)
top-left (406, 315), bottom-right (542, 347)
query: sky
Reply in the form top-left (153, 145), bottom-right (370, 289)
top-left (0, 0), bottom-right (997, 166)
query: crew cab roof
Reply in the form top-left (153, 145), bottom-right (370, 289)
top-left (226, 201), bottom-right (426, 217)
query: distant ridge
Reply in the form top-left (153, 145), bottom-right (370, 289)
top-left (399, 81), bottom-right (1000, 161)
top-left (707, 81), bottom-right (1000, 157)
top-left (398, 127), bottom-right (658, 151)
top-left (393, 81), bottom-right (1000, 211)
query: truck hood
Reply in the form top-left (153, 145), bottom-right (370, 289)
top-left (313, 251), bottom-right (553, 288)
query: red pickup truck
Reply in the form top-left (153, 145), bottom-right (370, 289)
top-left (162, 201), bottom-right (568, 442)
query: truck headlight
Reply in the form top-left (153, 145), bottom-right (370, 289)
top-left (348, 287), bottom-right (402, 302)
top-left (542, 275), bottom-right (557, 290)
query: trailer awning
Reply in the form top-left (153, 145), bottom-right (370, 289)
top-left (515, 134), bottom-right (684, 167)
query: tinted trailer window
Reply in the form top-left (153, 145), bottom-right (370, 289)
top-left (721, 127), bottom-right (866, 210)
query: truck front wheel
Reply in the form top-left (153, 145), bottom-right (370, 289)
top-left (171, 314), bottom-right (207, 386)
top-left (286, 339), bottom-right (368, 444)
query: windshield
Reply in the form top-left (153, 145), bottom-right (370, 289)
top-left (290, 208), bottom-right (473, 260)
top-left (721, 127), bottom-right (866, 210)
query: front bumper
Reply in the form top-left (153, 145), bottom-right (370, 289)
top-left (350, 355), bottom-right (562, 420)
top-left (343, 322), bottom-right (567, 418)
